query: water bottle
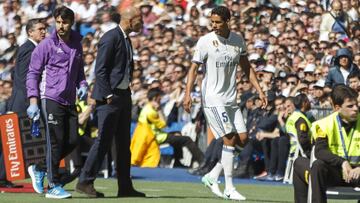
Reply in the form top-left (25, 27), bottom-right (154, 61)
top-left (31, 117), bottom-right (40, 137)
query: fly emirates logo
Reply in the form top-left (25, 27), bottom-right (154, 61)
top-left (4, 118), bottom-right (21, 177)
top-left (216, 56), bottom-right (238, 68)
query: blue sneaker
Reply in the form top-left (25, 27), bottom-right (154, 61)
top-left (27, 165), bottom-right (45, 194)
top-left (45, 186), bottom-right (72, 199)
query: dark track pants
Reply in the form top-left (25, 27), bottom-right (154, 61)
top-left (41, 99), bottom-right (79, 187)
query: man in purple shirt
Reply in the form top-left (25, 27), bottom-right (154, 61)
top-left (26, 6), bottom-right (87, 199)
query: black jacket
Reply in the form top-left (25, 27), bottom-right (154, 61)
top-left (7, 40), bottom-right (36, 114)
top-left (92, 26), bottom-right (133, 101)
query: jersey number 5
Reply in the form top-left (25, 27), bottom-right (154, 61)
top-left (222, 112), bottom-right (229, 123)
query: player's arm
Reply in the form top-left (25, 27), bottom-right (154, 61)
top-left (183, 62), bottom-right (199, 113)
top-left (239, 56), bottom-right (268, 108)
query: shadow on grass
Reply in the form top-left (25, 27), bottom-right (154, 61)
top-left (246, 199), bottom-right (293, 203)
top-left (74, 195), bottom-right (220, 200)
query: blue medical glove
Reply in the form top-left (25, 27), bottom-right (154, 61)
top-left (27, 104), bottom-right (40, 119)
top-left (77, 86), bottom-right (88, 100)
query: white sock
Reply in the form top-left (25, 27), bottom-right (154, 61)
top-left (221, 145), bottom-right (235, 190)
top-left (207, 162), bottom-right (223, 181)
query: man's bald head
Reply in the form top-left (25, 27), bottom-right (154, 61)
top-left (120, 6), bottom-right (141, 21)
top-left (331, 0), bottom-right (343, 16)
top-left (118, 6), bottom-right (143, 33)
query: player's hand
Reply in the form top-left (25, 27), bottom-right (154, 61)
top-left (27, 104), bottom-right (40, 119)
top-left (342, 161), bottom-right (352, 183)
top-left (259, 92), bottom-right (268, 109)
top-left (183, 94), bottom-right (192, 113)
top-left (349, 167), bottom-right (360, 181)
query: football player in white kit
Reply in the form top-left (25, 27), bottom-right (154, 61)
top-left (184, 6), bottom-right (267, 201)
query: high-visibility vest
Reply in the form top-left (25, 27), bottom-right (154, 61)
top-left (311, 112), bottom-right (360, 166)
top-left (285, 111), bottom-right (312, 157)
top-left (138, 103), bottom-right (168, 144)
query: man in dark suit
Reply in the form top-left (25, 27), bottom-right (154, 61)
top-left (0, 18), bottom-right (46, 188)
top-left (7, 18), bottom-right (46, 114)
top-left (76, 6), bottom-right (145, 198)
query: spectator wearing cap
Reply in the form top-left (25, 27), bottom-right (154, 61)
top-left (139, 1), bottom-right (158, 28)
top-left (276, 1), bottom-right (292, 21)
top-left (319, 0), bottom-right (352, 41)
top-left (260, 64), bottom-right (276, 92)
top-left (325, 48), bottom-right (360, 91)
top-left (313, 79), bottom-right (332, 108)
top-left (303, 64), bottom-right (316, 82)
top-left (254, 40), bottom-right (267, 58)
top-left (248, 53), bottom-right (261, 69)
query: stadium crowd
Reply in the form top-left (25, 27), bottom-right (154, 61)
top-left (0, 0), bottom-right (360, 190)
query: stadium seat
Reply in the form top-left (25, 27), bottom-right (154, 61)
top-left (326, 187), bottom-right (360, 200)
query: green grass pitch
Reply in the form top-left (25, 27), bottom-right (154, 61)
top-left (0, 179), bottom-right (355, 203)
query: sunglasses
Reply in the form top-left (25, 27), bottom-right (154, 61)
top-left (287, 81), bottom-right (296, 85)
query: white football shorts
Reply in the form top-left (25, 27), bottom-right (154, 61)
top-left (203, 106), bottom-right (247, 139)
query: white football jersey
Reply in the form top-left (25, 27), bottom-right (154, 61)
top-left (192, 31), bottom-right (247, 107)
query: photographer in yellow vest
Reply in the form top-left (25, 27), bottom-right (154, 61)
top-left (310, 84), bottom-right (360, 203)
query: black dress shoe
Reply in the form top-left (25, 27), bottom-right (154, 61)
top-left (0, 180), bottom-right (23, 188)
top-left (75, 182), bottom-right (104, 198)
top-left (117, 189), bottom-right (146, 197)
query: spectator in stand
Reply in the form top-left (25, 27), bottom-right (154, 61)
top-left (37, 0), bottom-right (56, 18)
top-left (325, 48), bottom-right (360, 91)
top-left (319, 0), bottom-right (352, 41)
top-left (347, 71), bottom-right (360, 92)
top-left (255, 95), bottom-right (289, 182)
top-left (0, 2), bottom-right (16, 36)
top-left (313, 79), bottom-right (332, 108)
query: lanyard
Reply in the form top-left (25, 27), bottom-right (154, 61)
top-left (336, 115), bottom-right (355, 160)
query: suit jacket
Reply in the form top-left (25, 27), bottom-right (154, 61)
top-left (7, 40), bottom-right (36, 114)
top-left (92, 26), bottom-right (133, 101)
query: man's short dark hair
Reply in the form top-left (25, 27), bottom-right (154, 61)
top-left (53, 6), bottom-right (75, 23)
top-left (147, 87), bottom-right (163, 101)
top-left (211, 6), bottom-right (231, 22)
top-left (331, 84), bottom-right (358, 106)
top-left (26, 18), bottom-right (44, 35)
top-left (294, 94), bottom-right (309, 109)
top-left (347, 71), bottom-right (360, 81)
